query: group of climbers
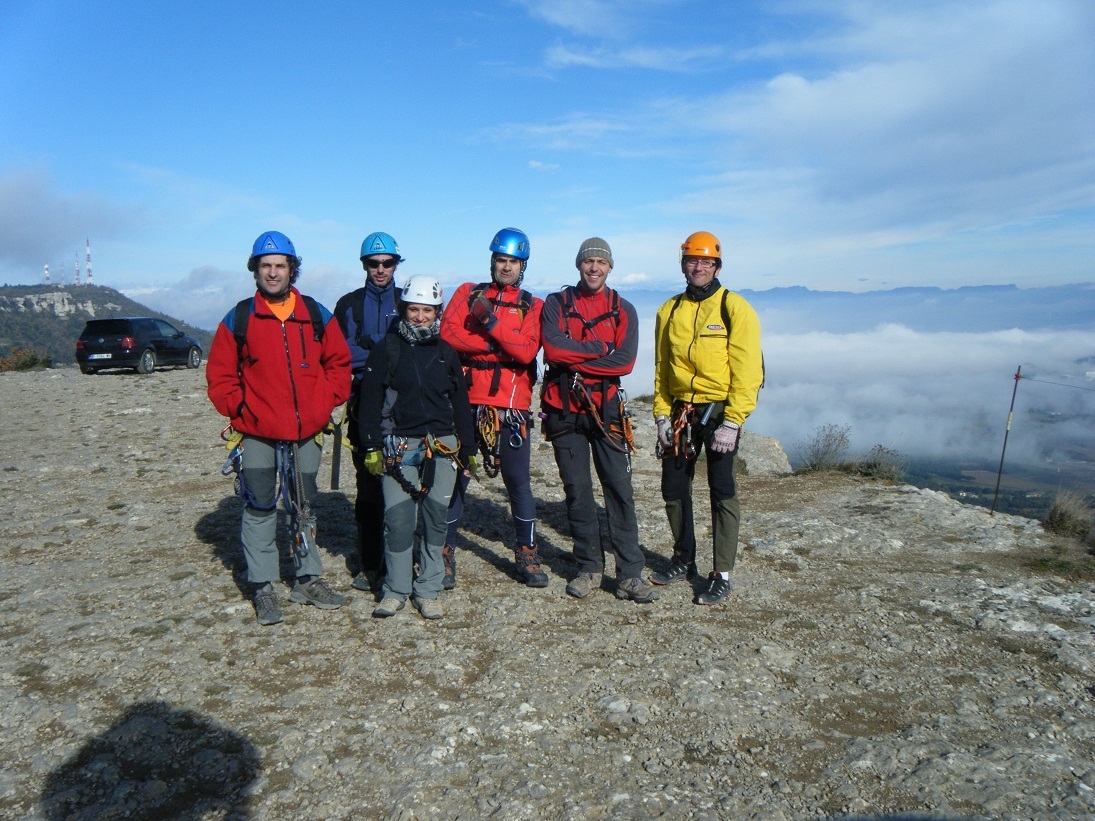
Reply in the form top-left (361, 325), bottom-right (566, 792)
top-left (206, 227), bottom-right (763, 625)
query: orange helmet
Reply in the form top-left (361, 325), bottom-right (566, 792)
top-left (680, 231), bottom-right (722, 262)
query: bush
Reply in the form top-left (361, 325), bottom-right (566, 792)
top-left (854, 444), bottom-right (907, 482)
top-left (0, 347), bottom-right (52, 372)
top-left (795, 423), bottom-right (851, 472)
top-left (1042, 491), bottom-right (1093, 541)
top-left (795, 425), bottom-right (906, 482)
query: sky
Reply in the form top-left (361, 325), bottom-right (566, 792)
top-left (1, 0), bottom-right (1093, 327)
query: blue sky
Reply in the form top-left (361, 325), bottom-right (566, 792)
top-left (1, 0), bottom-right (1093, 331)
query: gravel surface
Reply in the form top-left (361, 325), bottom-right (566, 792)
top-left (2, 367), bottom-right (1094, 820)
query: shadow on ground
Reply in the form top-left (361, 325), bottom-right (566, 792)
top-left (39, 700), bottom-right (259, 820)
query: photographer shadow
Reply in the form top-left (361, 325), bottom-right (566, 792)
top-left (40, 700), bottom-right (259, 820)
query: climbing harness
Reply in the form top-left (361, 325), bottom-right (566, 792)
top-left (381, 433), bottom-right (462, 502)
top-left (219, 424), bottom-right (315, 561)
top-left (656, 402), bottom-right (719, 461)
top-left (568, 375), bottom-right (635, 470)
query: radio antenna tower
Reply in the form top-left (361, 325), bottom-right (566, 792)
top-left (85, 238), bottom-right (93, 285)
top-left (44, 264), bottom-right (50, 285)
top-left (75, 254), bottom-right (81, 286)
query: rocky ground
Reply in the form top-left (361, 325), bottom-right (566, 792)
top-left (1, 366), bottom-right (1094, 820)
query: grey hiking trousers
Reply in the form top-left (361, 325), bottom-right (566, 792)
top-left (240, 435), bottom-right (324, 584)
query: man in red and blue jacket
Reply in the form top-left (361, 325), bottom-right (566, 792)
top-left (540, 237), bottom-right (657, 604)
top-left (207, 231), bottom-right (352, 625)
top-left (439, 227), bottom-right (546, 589)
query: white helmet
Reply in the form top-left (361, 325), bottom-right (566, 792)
top-left (400, 275), bottom-right (443, 306)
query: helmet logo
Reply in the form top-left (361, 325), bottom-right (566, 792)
top-left (262, 237), bottom-right (278, 251)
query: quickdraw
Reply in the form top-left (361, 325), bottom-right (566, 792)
top-left (284, 441), bottom-right (315, 562)
top-left (503, 408), bottom-right (527, 449)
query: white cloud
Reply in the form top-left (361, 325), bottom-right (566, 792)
top-left (622, 321), bottom-right (1095, 466)
top-left (544, 44), bottom-right (722, 71)
top-left (0, 168), bottom-right (146, 280)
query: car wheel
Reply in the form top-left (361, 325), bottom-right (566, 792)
top-left (136, 349), bottom-right (156, 374)
top-left (186, 346), bottom-right (202, 369)
top-left (80, 366), bottom-right (98, 375)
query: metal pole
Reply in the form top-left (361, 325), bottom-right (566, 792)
top-left (990, 366), bottom-right (1022, 515)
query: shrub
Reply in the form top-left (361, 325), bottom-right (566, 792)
top-left (795, 423), bottom-right (851, 472)
top-left (1042, 490), bottom-right (1093, 541)
top-left (0, 347), bottom-right (52, 372)
top-left (853, 444), bottom-right (907, 482)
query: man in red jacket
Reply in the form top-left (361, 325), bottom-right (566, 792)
top-left (207, 231), bottom-right (352, 625)
top-left (540, 238), bottom-right (657, 603)
top-left (439, 228), bottom-right (547, 588)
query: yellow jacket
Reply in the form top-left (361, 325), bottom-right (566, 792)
top-left (653, 287), bottom-right (763, 425)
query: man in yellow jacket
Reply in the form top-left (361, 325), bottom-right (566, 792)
top-left (650, 231), bottom-right (764, 605)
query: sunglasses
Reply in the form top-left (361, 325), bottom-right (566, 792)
top-left (365, 258), bottom-right (398, 271)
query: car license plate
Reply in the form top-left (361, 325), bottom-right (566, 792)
top-left (88, 353), bottom-right (112, 360)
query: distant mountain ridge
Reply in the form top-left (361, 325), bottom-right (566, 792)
top-left (617, 282), bottom-right (1095, 333)
top-left (0, 284), bottom-right (213, 364)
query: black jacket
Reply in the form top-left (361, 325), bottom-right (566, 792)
top-left (357, 332), bottom-right (475, 463)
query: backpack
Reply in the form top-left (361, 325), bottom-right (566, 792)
top-left (666, 289), bottom-right (766, 388)
top-left (464, 282), bottom-right (538, 396)
top-left (232, 294), bottom-right (325, 366)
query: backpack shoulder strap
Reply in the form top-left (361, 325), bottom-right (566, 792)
top-left (232, 297), bottom-right (254, 366)
top-left (300, 294), bottom-right (325, 342)
top-left (334, 287), bottom-right (367, 347)
top-left (721, 289), bottom-right (765, 388)
top-left (472, 282), bottom-right (533, 319)
top-left (666, 293), bottom-right (686, 325)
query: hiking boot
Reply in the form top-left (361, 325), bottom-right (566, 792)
top-left (442, 545), bottom-right (457, 591)
top-left (615, 576), bottom-right (660, 603)
top-left (372, 596), bottom-right (405, 618)
top-left (695, 573), bottom-right (732, 606)
top-left (513, 545), bottom-right (549, 588)
top-left (649, 559), bottom-right (697, 586)
top-left (565, 572), bottom-right (602, 599)
top-left (412, 595), bottom-right (443, 620)
top-left (289, 577), bottom-right (346, 610)
top-left (351, 569), bottom-right (383, 593)
top-left (253, 585), bottom-right (282, 626)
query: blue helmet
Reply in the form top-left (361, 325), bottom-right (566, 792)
top-left (360, 231), bottom-right (402, 261)
top-left (250, 231), bottom-right (299, 262)
top-left (489, 228), bottom-right (530, 261)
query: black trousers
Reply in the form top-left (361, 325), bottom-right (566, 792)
top-left (543, 406), bottom-right (644, 579)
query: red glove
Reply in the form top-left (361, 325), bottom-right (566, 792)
top-left (470, 295), bottom-right (497, 330)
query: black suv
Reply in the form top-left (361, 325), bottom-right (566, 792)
top-left (76, 318), bottom-right (203, 374)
